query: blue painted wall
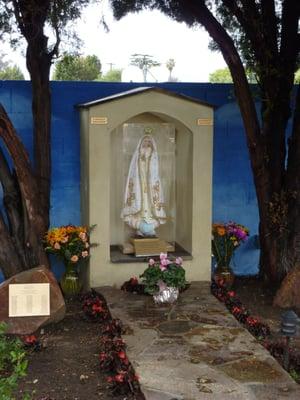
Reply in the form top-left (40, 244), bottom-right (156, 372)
top-left (0, 81), bottom-right (259, 281)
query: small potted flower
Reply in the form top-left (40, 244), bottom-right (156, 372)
top-left (212, 221), bottom-right (249, 287)
top-left (44, 225), bottom-right (93, 296)
top-left (140, 253), bottom-right (187, 304)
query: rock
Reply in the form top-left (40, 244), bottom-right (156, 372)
top-left (273, 268), bottom-right (300, 309)
top-left (0, 266), bottom-right (66, 334)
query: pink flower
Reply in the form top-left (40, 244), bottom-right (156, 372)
top-left (70, 255), bottom-right (79, 263)
top-left (149, 258), bottom-right (155, 266)
top-left (81, 250), bottom-right (88, 258)
top-left (159, 264), bottom-right (167, 271)
top-left (160, 252), bottom-right (168, 260)
top-left (161, 258), bottom-right (170, 267)
top-left (54, 242), bottom-right (61, 250)
top-left (175, 257), bottom-right (183, 265)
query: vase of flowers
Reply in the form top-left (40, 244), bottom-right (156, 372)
top-left (212, 222), bottom-right (249, 288)
top-left (45, 225), bottom-right (92, 296)
top-left (140, 253), bottom-right (187, 304)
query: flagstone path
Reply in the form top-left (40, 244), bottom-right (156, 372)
top-left (96, 282), bottom-right (300, 400)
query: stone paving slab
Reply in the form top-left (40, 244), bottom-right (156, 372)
top-left (96, 282), bottom-right (300, 399)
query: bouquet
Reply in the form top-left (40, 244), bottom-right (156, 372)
top-left (140, 253), bottom-right (187, 295)
top-left (212, 221), bottom-right (249, 269)
top-left (44, 225), bottom-right (92, 269)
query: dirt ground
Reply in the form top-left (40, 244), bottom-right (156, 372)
top-left (17, 279), bottom-right (300, 399)
top-left (17, 299), bottom-right (135, 400)
top-left (234, 277), bottom-right (297, 334)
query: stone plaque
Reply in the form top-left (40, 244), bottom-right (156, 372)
top-left (9, 283), bottom-right (50, 317)
top-left (131, 238), bottom-right (168, 257)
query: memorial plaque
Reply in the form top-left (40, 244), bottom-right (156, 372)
top-left (9, 283), bottom-right (50, 317)
top-left (131, 238), bottom-right (168, 257)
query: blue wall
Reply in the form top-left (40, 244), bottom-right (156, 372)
top-left (0, 81), bottom-right (259, 280)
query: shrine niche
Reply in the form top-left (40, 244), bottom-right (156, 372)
top-left (77, 87), bottom-right (214, 288)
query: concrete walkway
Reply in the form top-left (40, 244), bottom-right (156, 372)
top-left (96, 282), bottom-right (300, 399)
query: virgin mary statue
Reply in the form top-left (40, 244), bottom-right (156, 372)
top-left (121, 134), bottom-right (166, 236)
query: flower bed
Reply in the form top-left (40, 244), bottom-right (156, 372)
top-left (80, 291), bottom-right (143, 397)
top-left (211, 281), bottom-right (300, 382)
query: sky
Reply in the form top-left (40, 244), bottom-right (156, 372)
top-left (3, 0), bottom-right (227, 82)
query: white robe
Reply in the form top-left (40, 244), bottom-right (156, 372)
top-left (121, 135), bottom-right (166, 232)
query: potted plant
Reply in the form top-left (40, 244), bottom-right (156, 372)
top-left (44, 225), bottom-right (93, 296)
top-left (212, 221), bottom-right (249, 287)
top-left (140, 253), bottom-right (187, 304)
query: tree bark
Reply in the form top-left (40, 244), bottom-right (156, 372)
top-left (26, 44), bottom-right (51, 232)
top-left (0, 105), bottom-right (49, 272)
top-left (0, 213), bottom-right (24, 279)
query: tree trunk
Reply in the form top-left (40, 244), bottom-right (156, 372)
top-left (0, 104), bottom-right (49, 276)
top-left (26, 41), bottom-right (52, 233)
top-left (186, 1), bottom-right (300, 287)
top-left (0, 1), bottom-right (53, 279)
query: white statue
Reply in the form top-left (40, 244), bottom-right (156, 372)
top-left (121, 134), bottom-right (166, 236)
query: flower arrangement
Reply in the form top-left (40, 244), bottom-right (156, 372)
top-left (140, 253), bottom-right (187, 295)
top-left (44, 225), bottom-right (95, 295)
top-left (45, 225), bottom-right (91, 266)
top-left (212, 221), bottom-right (249, 268)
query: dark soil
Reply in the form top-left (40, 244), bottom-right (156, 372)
top-left (16, 278), bottom-right (300, 399)
top-left (17, 299), bottom-right (135, 400)
top-left (233, 276), bottom-right (300, 350)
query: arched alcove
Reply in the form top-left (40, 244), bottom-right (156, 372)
top-left (110, 112), bottom-right (193, 260)
top-left (77, 87), bottom-right (213, 287)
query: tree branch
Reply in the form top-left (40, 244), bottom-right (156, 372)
top-left (222, 0), bottom-right (265, 64)
top-left (280, 0), bottom-right (300, 74)
top-left (0, 211), bottom-right (23, 279)
top-left (0, 147), bottom-right (28, 265)
top-left (0, 104), bottom-right (45, 236)
top-left (187, 1), bottom-right (261, 144)
top-left (260, 0), bottom-right (278, 56)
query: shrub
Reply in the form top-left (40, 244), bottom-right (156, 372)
top-left (0, 322), bottom-right (29, 400)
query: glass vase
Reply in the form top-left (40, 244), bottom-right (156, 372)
top-left (60, 262), bottom-right (82, 297)
top-left (213, 264), bottom-right (235, 289)
top-left (153, 286), bottom-right (179, 305)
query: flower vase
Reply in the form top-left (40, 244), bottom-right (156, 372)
top-left (214, 265), bottom-right (235, 289)
top-left (153, 286), bottom-right (179, 305)
top-left (60, 263), bottom-right (82, 297)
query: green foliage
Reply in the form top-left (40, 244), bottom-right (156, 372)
top-left (0, 65), bottom-right (24, 80)
top-left (99, 69), bottom-right (122, 82)
top-left (140, 262), bottom-right (186, 295)
top-left (209, 67), bottom-right (257, 83)
top-left (52, 54), bottom-right (102, 81)
top-left (0, 323), bottom-right (29, 400)
top-left (0, 1), bottom-right (93, 51)
top-left (290, 369), bottom-right (300, 384)
top-left (295, 69), bottom-right (300, 84)
top-left (209, 67), bottom-right (233, 83)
